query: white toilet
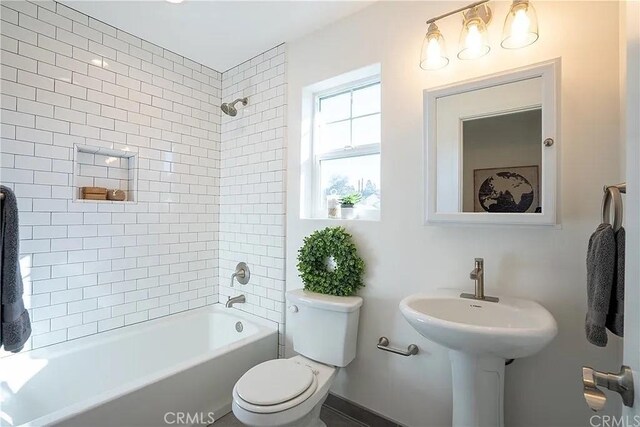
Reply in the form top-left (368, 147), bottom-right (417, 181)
top-left (231, 289), bottom-right (363, 427)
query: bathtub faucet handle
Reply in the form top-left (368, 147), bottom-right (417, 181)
top-left (230, 262), bottom-right (250, 287)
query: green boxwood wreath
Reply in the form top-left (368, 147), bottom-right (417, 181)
top-left (297, 226), bottom-right (365, 296)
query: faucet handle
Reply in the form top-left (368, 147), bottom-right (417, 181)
top-left (230, 262), bottom-right (250, 287)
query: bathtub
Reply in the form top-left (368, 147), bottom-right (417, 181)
top-left (0, 305), bottom-right (278, 427)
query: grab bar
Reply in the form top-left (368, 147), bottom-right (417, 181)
top-left (377, 337), bottom-right (419, 357)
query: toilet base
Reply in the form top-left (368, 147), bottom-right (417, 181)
top-left (232, 392), bottom-right (328, 427)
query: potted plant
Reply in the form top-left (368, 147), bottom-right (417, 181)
top-left (339, 193), bottom-right (362, 220)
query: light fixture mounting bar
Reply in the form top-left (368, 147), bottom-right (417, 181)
top-left (426, 0), bottom-right (490, 24)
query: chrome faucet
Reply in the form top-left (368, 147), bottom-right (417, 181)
top-left (460, 258), bottom-right (499, 303)
top-left (470, 258), bottom-right (484, 298)
top-left (226, 294), bottom-right (246, 308)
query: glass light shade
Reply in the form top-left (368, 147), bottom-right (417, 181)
top-left (501, 0), bottom-right (539, 49)
top-left (458, 13), bottom-right (490, 60)
top-left (420, 23), bottom-right (449, 70)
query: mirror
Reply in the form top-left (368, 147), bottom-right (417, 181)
top-left (425, 60), bottom-right (558, 225)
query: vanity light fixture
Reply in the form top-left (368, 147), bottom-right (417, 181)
top-left (420, 23), bottom-right (449, 70)
top-left (501, 0), bottom-right (539, 49)
top-left (419, 0), bottom-right (540, 70)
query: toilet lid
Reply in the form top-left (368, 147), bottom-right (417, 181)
top-left (235, 359), bottom-right (315, 406)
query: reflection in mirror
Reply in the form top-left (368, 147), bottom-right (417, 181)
top-left (462, 109), bottom-right (542, 213)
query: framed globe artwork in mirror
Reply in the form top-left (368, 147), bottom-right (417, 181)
top-left (473, 166), bottom-right (539, 213)
top-left (424, 59), bottom-right (559, 226)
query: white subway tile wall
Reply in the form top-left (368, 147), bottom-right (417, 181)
top-left (219, 45), bottom-right (287, 356)
top-left (1, 1), bottom-right (223, 351)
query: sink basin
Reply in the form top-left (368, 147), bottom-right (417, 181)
top-left (399, 289), bottom-right (557, 359)
top-left (400, 289), bottom-right (557, 427)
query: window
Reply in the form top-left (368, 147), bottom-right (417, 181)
top-left (312, 79), bottom-right (381, 219)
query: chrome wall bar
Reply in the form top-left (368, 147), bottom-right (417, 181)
top-left (426, 0), bottom-right (490, 24)
top-left (377, 337), bottom-right (419, 357)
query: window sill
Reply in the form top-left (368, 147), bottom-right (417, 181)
top-left (304, 210), bottom-right (380, 222)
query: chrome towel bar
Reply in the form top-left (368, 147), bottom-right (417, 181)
top-left (377, 337), bottom-right (419, 357)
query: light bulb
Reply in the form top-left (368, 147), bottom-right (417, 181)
top-left (465, 24), bottom-right (482, 57)
top-left (510, 9), bottom-right (531, 45)
top-left (425, 38), bottom-right (442, 68)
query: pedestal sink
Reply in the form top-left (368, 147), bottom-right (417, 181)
top-left (399, 289), bottom-right (557, 427)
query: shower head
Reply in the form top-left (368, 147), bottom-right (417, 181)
top-left (220, 97), bottom-right (248, 117)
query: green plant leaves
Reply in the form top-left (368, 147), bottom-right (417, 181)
top-left (296, 226), bottom-right (365, 296)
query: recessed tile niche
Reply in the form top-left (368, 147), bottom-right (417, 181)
top-left (73, 145), bottom-right (138, 202)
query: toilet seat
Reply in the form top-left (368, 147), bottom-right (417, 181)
top-left (234, 359), bottom-right (319, 414)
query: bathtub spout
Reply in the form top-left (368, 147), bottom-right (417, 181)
top-left (226, 295), bottom-right (246, 308)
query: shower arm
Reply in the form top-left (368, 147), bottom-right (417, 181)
top-left (231, 97), bottom-right (248, 107)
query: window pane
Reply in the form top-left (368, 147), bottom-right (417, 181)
top-left (352, 114), bottom-right (380, 146)
top-left (320, 154), bottom-right (381, 210)
top-left (318, 121), bottom-right (350, 153)
top-left (319, 92), bottom-right (351, 123)
top-left (352, 84), bottom-right (380, 117)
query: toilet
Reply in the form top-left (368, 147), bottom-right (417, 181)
top-left (231, 289), bottom-right (363, 427)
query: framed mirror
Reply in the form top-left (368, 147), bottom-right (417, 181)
top-left (424, 59), bottom-right (559, 225)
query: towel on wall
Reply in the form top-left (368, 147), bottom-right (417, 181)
top-left (1, 186), bottom-right (31, 352)
top-left (585, 223), bottom-right (616, 347)
top-left (606, 227), bottom-right (625, 336)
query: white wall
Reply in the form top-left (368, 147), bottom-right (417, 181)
top-left (219, 46), bottom-right (287, 356)
top-left (286, 1), bottom-right (622, 426)
top-left (1, 0), bottom-right (221, 352)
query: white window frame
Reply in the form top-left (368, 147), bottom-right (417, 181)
top-left (311, 76), bottom-right (381, 219)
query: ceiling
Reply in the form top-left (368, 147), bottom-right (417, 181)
top-left (63, 1), bottom-right (373, 72)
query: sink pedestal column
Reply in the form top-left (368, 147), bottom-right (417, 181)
top-left (449, 351), bottom-right (505, 427)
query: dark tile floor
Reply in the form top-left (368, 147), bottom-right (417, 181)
top-left (213, 405), bottom-right (365, 426)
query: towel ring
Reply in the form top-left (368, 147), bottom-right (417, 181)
top-left (602, 186), bottom-right (623, 231)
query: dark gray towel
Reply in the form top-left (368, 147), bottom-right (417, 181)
top-left (606, 227), bottom-right (625, 336)
top-left (586, 223), bottom-right (616, 347)
top-left (1, 185), bottom-right (31, 352)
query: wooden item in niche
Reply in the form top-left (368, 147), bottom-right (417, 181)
top-left (81, 186), bottom-right (107, 200)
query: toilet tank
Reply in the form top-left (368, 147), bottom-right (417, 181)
top-left (286, 289), bottom-right (363, 367)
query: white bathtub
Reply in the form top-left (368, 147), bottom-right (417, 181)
top-left (0, 305), bottom-right (278, 427)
